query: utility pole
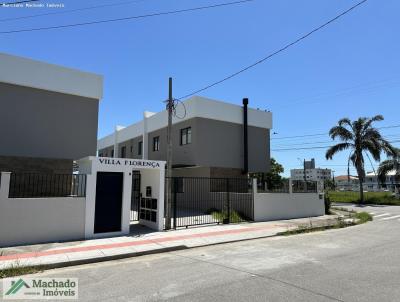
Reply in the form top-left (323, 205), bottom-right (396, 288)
top-left (165, 77), bottom-right (173, 230)
top-left (303, 159), bottom-right (306, 181)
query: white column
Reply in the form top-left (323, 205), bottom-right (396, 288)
top-left (113, 125), bottom-right (125, 158)
top-left (113, 126), bottom-right (119, 158)
top-left (143, 111), bottom-right (154, 160)
top-left (0, 172), bottom-right (11, 200)
top-left (84, 173), bottom-right (97, 239)
top-left (252, 178), bottom-right (257, 194)
top-left (121, 171), bottom-right (133, 235)
top-left (157, 167), bottom-right (165, 231)
top-left (289, 178), bottom-right (293, 194)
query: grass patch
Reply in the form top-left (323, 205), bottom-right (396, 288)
top-left (327, 191), bottom-right (400, 205)
top-left (210, 209), bottom-right (245, 223)
top-left (277, 211), bottom-right (372, 236)
top-left (354, 212), bottom-right (373, 223)
top-left (0, 265), bottom-right (43, 279)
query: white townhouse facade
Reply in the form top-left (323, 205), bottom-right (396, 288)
top-left (98, 96), bottom-right (273, 178)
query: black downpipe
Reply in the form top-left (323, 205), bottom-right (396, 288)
top-left (243, 98), bottom-right (249, 175)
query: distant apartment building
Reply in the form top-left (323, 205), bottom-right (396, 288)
top-left (0, 53), bottom-right (103, 173)
top-left (97, 96), bottom-right (273, 177)
top-left (290, 159), bottom-right (332, 182)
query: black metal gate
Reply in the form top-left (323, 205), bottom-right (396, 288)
top-left (130, 171), bottom-right (141, 221)
top-left (94, 172), bottom-right (123, 233)
top-left (166, 177), bottom-right (253, 229)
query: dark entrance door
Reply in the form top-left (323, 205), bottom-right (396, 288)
top-left (94, 172), bottom-right (123, 233)
top-left (131, 171), bottom-right (141, 221)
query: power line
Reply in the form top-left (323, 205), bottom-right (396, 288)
top-left (0, 0), bottom-right (256, 34)
top-left (271, 124), bottom-right (400, 140)
top-left (178, 0), bottom-right (368, 99)
top-left (271, 139), bottom-right (400, 152)
top-left (272, 133), bottom-right (400, 148)
top-left (0, 0), bottom-right (148, 23)
top-left (1, 0), bottom-right (39, 5)
top-left (271, 77), bottom-right (400, 110)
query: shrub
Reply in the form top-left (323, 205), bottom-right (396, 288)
top-left (324, 192), bottom-right (331, 214)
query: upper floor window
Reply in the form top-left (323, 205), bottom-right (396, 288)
top-left (120, 146), bottom-right (126, 158)
top-left (180, 127), bottom-right (192, 145)
top-left (111, 149), bottom-right (114, 158)
top-left (153, 136), bottom-right (160, 151)
top-left (130, 145), bottom-right (133, 154)
top-left (138, 141), bottom-right (143, 156)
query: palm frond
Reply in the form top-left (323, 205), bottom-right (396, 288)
top-left (363, 115), bottom-right (384, 132)
top-left (338, 118), bottom-right (352, 128)
top-left (362, 139), bottom-right (382, 162)
top-left (325, 143), bottom-right (353, 160)
top-left (328, 126), bottom-right (353, 141)
top-left (378, 159), bottom-right (396, 183)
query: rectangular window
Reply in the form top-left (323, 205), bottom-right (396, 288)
top-left (153, 136), bottom-right (160, 151)
top-left (111, 149), bottom-right (114, 158)
top-left (138, 141), bottom-right (143, 156)
top-left (120, 146), bottom-right (126, 158)
top-left (180, 127), bottom-right (192, 145)
top-left (130, 145), bottom-right (133, 154)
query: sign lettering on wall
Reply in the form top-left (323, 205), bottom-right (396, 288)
top-left (98, 158), bottom-right (161, 169)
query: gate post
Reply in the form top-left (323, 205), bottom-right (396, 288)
top-left (173, 178), bottom-right (177, 230)
top-left (223, 178), bottom-right (230, 224)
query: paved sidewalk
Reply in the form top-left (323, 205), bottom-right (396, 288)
top-left (0, 215), bottom-right (336, 270)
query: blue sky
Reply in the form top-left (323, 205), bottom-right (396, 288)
top-left (1, 0), bottom-right (399, 176)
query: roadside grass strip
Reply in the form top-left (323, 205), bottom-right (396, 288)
top-left (0, 265), bottom-right (43, 279)
top-left (277, 211), bottom-right (373, 236)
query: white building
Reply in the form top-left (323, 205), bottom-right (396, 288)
top-left (363, 171), bottom-right (399, 192)
top-left (290, 159), bottom-right (331, 182)
top-left (290, 159), bottom-right (331, 191)
top-left (98, 96), bottom-right (273, 178)
top-left (334, 171), bottom-right (399, 192)
top-left (291, 168), bottom-right (332, 182)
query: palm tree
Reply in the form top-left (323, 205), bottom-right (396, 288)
top-left (325, 115), bottom-right (394, 203)
top-left (378, 148), bottom-right (400, 197)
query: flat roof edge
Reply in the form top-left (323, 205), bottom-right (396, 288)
top-left (0, 53), bottom-right (103, 99)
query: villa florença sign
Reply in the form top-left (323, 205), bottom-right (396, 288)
top-left (98, 158), bottom-right (161, 169)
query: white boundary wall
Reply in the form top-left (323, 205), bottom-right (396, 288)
top-left (253, 179), bottom-right (325, 222)
top-left (0, 173), bottom-right (85, 247)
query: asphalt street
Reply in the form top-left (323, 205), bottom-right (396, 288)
top-left (10, 203), bottom-right (400, 302)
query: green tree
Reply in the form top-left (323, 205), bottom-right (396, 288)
top-left (265, 158), bottom-right (284, 190)
top-left (250, 158), bottom-right (284, 190)
top-left (378, 148), bottom-right (400, 196)
top-left (324, 178), bottom-right (336, 191)
top-left (325, 115), bottom-right (394, 203)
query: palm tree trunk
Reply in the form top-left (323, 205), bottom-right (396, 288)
top-left (359, 180), bottom-right (364, 203)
